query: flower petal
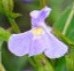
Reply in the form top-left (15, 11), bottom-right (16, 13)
top-left (8, 31), bottom-right (32, 56)
top-left (39, 6), bottom-right (51, 20)
top-left (30, 6), bottom-right (51, 27)
top-left (30, 10), bottom-right (40, 19)
top-left (29, 33), bottom-right (51, 56)
top-left (44, 32), bottom-right (68, 59)
top-left (30, 6), bottom-right (51, 19)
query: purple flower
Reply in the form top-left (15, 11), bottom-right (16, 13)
top-left (8, 6), bottom-right (68, 59)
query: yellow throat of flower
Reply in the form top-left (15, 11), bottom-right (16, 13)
top-left (32, 27), bottom-right (44, 36)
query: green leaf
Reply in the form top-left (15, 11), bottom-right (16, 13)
top-left (0, 27), bottom-right (10, 41)
top-left (2, 45), bottom-right (28, 71)
top-left (65, 16), bottom-right (74, 42)
top-left (0, 41), bottom-right (3, 64)
top-left (54, 4), bottom-right (74, 42)
top-left (66, 47), bottom-right (74, 71)
top-left (54, 5), bottom-right (72, 32)
top-left (53, 4), bottom-right (74, 71)
top-left (54, 57), bottom-right (67, 71)
top-left (53, 30), bottom-right (74, 47)
top-left (2, 0), bottom-right (14, 14)
top-left (0, 63), bottom-right (6, 71)
top-left (7, 17), bottom-right (20, 33)
top-left (33, 55), bottom-right (54, 71)
top-left (0, 0), bottom-right (4, 14)
top-left (10, 13), bottom-right (22, 19)
top-left (49, 0), bottom-right (73, 22)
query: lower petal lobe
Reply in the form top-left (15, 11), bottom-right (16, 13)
top-left (44, 32), bottom-right (68, 59)
top-left (8, 31), bottom-right (32, 56)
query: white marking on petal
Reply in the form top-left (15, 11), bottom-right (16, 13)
top-left (30, 10), bottom-right (39, 18)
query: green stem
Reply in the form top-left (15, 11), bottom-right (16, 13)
top-left (0, 41), bottom-right (3, 63)
top-left (8, 17), bottom-right (20, 33)
top-left (33, 55), bottom-right (44, 71)
top-left (62, 4), bottom-right (74, 35)
top-left (53, 29), bottom-right (74, 47)
top-left (0, 51), bottom-right (1, 63)
top-left (40, 0), bottom-right (47, 8)
top-left (0, 41), bottom-right (7, 71)
top-left (2, 0), bottom-right (20, 33)
top-left (33, 55), bottom-right (54, 71)
top-left (28, 57), bottom-right (36, 68)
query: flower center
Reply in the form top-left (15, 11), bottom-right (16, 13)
top-left (32, 27), bottom-right (44, 36)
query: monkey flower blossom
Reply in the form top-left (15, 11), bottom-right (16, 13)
top-left (8, 6), bottom-right (68, 59)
